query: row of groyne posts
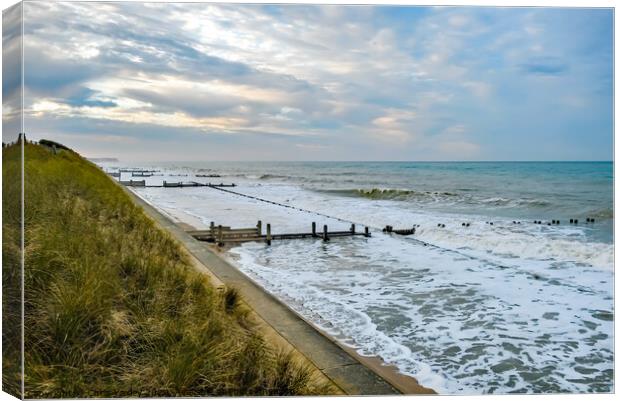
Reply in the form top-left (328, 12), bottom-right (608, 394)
top-left (111, 169), bottom-right (237, 188)
top-left (187, 220), bottom-right (371, 246)
top-left (191, 217), bottom-right (599, 248)
top-left (107, 168), bottom-right (158, 178)
top-left (119, 179), bottom-right (236, 188)
top-left (112, 169), bottom-right (599, 242)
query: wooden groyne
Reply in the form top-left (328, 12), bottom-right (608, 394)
top-left (119, 180), bottom-right (236, 188)
top-left (383, 225), bottom-right (417, 235)
top-left (188, 221), bottom-right (371, 246)
top-left (120, 179), bottom-right (146, 187)
top-left (159, 181), bottom-right (236, 188)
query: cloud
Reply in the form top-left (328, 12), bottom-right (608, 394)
top-left (12, 2), bottom-right (613, 161)
top-left (369, 108), bottom-right (417, 142)
top-left (2, 3), bottom-right (23, 140)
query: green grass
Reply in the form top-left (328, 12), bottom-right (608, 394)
top-left (3, 141), bottom-right (334, 398)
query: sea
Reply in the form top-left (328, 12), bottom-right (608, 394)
top-left (101, 161), bottom-right (614, 394)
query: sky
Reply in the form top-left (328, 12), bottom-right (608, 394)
top-left (2, 1), bottom-right (614, 161)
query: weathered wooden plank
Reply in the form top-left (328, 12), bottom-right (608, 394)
top-left (212, 236), bottom-right (265, 243)
top-left (187, 228), bottom-right (257, 236)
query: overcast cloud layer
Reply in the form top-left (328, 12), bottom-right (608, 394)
top-left (2, 2), bottom-right (613, 161)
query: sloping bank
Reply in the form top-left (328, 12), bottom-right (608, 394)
top-left (5, 141), bottom-right (336, 397)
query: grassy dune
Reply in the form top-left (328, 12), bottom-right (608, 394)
top-left (3, 141), bottom-right (333, 397)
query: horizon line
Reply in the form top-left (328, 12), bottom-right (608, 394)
top-left (91, 158), bottom-right (614, 163)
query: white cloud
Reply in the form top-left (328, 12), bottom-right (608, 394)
top-left (369, 108), bottom-right (417, 142)
top-left (18, 3), bottom-right (612, 161)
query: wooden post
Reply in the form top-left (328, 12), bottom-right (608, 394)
top-left (266, 223), bottom-right (272, 246)
top-left (323, 225), bottom-right (329, 242)
top-left (351, 223), bottom-right (356, 234)
top-left (312, 222), bottom-right (316, 237)
top-left (257, 220), bottom-right (262, 236)
top-left (218, 225), bottom-right (223, 246)
top-left (365, 226), bottom-right (370, 237)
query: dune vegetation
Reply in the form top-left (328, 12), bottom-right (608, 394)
top-left (2, 140), bottom-right (333, 398)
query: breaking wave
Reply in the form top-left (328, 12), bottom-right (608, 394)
top-left (318, 188), bottom-right (554, 209)
top-left (320, 188), bottom-right (458, 201)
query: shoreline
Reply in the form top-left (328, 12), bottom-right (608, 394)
top-left (125, 187), bottom-right (436, 395)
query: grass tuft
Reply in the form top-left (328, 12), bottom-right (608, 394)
top-left (223, 287), bottom-right (239, 314)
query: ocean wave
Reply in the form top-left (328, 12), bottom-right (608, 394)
top-left (229, 173), bottom-right (294, 180)
top-left (479, 197), bottom-right (551, 207)
top-left (316, 171), bottom-right (359, 176)
top-left (320, 188), bottom-right (459, 201)
top-left (413, 223), bottom-right (613, 270)
top-left (258, 173), bottom-right (292, 180)
top-left (319, 188), bottom-right (557, 211)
